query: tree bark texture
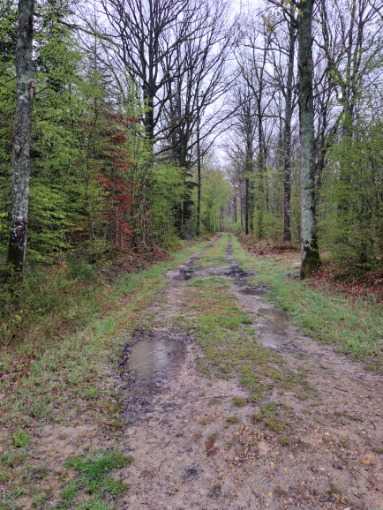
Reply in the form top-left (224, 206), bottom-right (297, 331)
top-left (8, 0), bottom-right (35, 272)
top-left (298, 0), bottom-right (320, 278)
top-left (283, 18), bottom-right (296, 243)
top-left (196, 107), bottom-right (202, 237)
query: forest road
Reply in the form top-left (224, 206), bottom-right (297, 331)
top-left (118, 235), bottom-right (383, 510)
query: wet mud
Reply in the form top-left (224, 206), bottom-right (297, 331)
top-left (120, 328), bottom-right (189, 424)
top-left (119, 236), bottom-right (383, 510)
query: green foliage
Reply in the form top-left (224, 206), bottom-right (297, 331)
top-left (199, 168), bottom-right (231, 233)
top-left (151, 163), bottom-right (184, 246)
top-left (28, 183), bottom-right (72, 262)
top-left (319, 121), bottom-right (383, 268)
top-left (67, 257), bottom-right (97, 281)
top-left (255, 210), bottom-right (283, 241)
top-left (0, 263), bottom-right (101, 345)
top-left (0, 2), bottom-right (211, 272)
top-left (0, 6), bottom-right (16, 260)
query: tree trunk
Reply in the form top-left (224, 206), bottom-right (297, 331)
top-left (256, 120), bottom-right (265, 238)
top-left (196, 99), bottom-right (202, 237)
top-left (245, 176), bottom-right (250, 235)
top-left (246, 132), bottom-right (254, 234)
top-left (143, 85), bottom-right (155, 147)
top-left (298, 0), bottom-right (320, 278)
top-left (7, 0), bottom-right (35, 273)
top-left (283, 19), bottom-right (296, 244)
top-left (240, 181), bottom-right (244, 230)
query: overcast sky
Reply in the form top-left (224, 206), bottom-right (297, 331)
top-left (212, 0), bottom-right (266, 168)
top-left (232, 0), bottom-right (263, 14)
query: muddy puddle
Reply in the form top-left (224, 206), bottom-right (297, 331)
top-left (121, 329), bottom-right (188, 424)
top-left (254, 307), bottom-right (291, 349)
top-left (233, 286), bottom-right (309, 354)
top-left (169, 240), bottom-right (254, 283)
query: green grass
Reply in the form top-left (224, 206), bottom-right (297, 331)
top-left (232, 236), bottom-right (383, 369)
top-left (0, 239), bottom-right (208, 510)
top-left (180, 236), bottom-right (309, 403)
top-left (225, 416), bottom-right (241, 425)
top-left (231, 397), bottom-right (247, 407)
top-left (183, 276), bottom-right (274, 401)
top-left (11, 431), bottom-right (30, 449)
top-left (198, 235), bottom-right (228, 268)
top-left (55, 450), bottom-right (133, 509)
top-left (253, 401), bottom-right (287, 433)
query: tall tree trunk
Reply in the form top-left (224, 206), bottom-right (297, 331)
top-left (233, 194), bottom-right (238, 224)
top-left (143, 84), bottom-right (155, 151)
top-left (196, 98), bottom-right (202, 237)
top-left (256, 119), bottom-right (265, 238)
top-left (7, 0), bottom-right (34, 273)
top-left (246, 142), bottom-right (254, 234)
top-left (298, 0), bottom-right (320, 278)
top-left (245, 176), bottom-right (250, 235)
top-left (283, 18), bottom-right (296, 243)
top-left (240, 180), bottom-right (244, 230)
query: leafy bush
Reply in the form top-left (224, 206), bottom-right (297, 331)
top-left (319, 121), bottom-right (383, 269)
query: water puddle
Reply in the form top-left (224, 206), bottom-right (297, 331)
top-left (234, 285), bottom-right (305, 353)
top-left (127, 336), bottom-right (183, 384)
top-left (251, 308), bottom-right (289, 350)
top-left (121, 329), bottom-right (187, 423)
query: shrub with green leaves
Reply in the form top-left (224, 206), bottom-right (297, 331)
top-left (319, 121), bottom-right (383, 269)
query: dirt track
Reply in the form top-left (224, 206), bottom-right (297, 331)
top-left (119, 236), bottom-right (383, 510)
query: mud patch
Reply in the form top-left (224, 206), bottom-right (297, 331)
top-left (256, 307), bottom-right (290, 343)
top-left (233, 281), bottom-right (304, 354)
top-left (36, 425), bottom-right (100, 464)
top-left (120, 328), bottom-right (189, 424)
top-left (176, 238), bottom-right (254, 282)
top-left (187, 264), bottom-right (253, 281)
top-left (239, 284), bottom-right (270, 296)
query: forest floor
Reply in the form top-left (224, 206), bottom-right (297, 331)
top-left (1, 235), bottom-right (383, 509)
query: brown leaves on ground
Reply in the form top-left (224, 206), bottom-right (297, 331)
top-left (242, 235), bottom-right (383, 302)
top-left (311, 265), bottom-right (383, 303)
top-left (106, 244), bottom-right (171, 276)
top-left (240, 234), bottom-right (298, 257)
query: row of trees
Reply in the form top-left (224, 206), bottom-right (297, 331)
top-left (227, 0), bottom-right (383, 276)
top-left (0, 0), bottom-right (233, 275)
top-left (2, 0), bottom-right (382, 281)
